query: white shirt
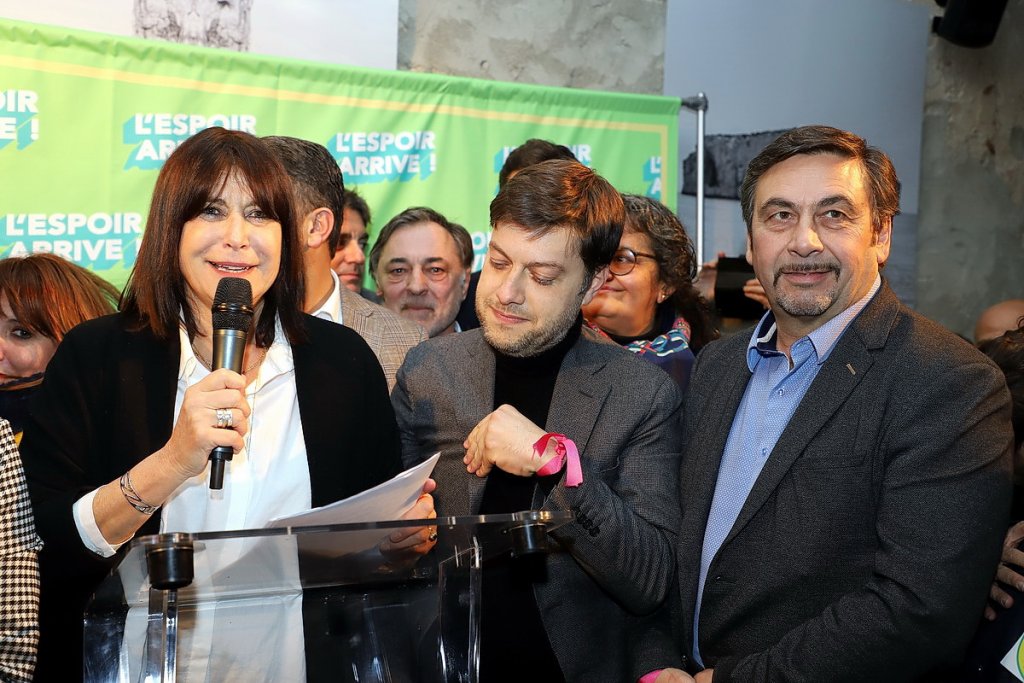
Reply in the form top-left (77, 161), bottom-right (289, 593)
top-left (311, 270), bottom-right (344, 324)
top-left (73, 319), bottom-right (313, 557)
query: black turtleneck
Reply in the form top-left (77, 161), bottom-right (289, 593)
top-left (479, 314), bottom-right (581, 515)
top-left (477, 314), bottom-right (582, 682)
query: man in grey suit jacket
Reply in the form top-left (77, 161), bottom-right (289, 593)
top-left (393, 160), bottom-right (684, 682)
top-left (264, 136), bottom-right (425, 391)
top-left (650, 126), bottom-right (1014, 683)
top-left (335, 285), bottom-right (425, 391)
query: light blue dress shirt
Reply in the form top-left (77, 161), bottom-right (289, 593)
top-left (692, 276), bottom-right (880, 666)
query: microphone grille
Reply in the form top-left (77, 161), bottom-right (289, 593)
top-left (211, 277), bottom-right (254, 332)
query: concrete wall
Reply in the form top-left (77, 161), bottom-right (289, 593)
top-left (0, 0), bottom-right (400, 69)
top-left (399, 0), bottom-right (1024, 337)
top-left (914, 0), bottom-right (1024, 338)
top-left (398, 0), bottom-right (665, 94)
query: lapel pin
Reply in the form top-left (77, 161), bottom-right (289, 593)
top-left (846, 363), bottom-right (856, 376)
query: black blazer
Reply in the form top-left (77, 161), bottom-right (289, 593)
top-left (22, 312), bottom-right (401, 681)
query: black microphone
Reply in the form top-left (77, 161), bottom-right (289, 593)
top-left (208, 277), bottom-right (254, 490)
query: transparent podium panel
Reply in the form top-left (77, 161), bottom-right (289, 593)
top-left (83, 511), bottom-right (571, 683)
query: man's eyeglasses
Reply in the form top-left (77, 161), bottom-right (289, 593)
top-left (608, 247), bottom-right (657, 276)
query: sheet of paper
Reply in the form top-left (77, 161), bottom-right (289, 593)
top-left (1001, 631), bottom-right (1024, 682)
top-left (266, 453), bottom-right (440, 528)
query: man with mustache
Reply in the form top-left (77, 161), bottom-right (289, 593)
top-left (647, 126), bottom-right (1013, 682)
top-left (392, 160), bottom-right (683, 681)
top-left (370, 206), bottom-right (473, 338)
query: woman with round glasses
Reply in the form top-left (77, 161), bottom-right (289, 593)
top-left (582, 194), bottom-right (714, 390)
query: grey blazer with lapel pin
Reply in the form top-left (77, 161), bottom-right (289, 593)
top-left (338, 285), bottom-right (426, 393)
top-left (676, 281), bottom-right (1013, 682)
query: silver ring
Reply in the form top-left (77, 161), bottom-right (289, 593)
top-left (428, 530), bottom-right (438, 542)
top-left (216, 408), bottom-right (233, 430)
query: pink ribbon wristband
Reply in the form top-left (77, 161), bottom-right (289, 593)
top-left (532, 433), bottom-right (583, 487)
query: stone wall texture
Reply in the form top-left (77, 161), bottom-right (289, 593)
top-left (915, 0), bottom-right (1024, 337)
top-left (399, 0), bottom-right (665, 94)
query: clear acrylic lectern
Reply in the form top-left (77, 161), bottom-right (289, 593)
top-left (82, 511), bottom-right (571, 682)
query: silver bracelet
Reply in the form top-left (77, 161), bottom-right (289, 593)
top-left (119, 471), bottom-right (159, 515)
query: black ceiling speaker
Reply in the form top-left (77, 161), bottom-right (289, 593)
top-left (933, 0), bottom-right (1010, 48)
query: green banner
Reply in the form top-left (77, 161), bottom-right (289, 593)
top-left (0, 18), bottom-right (678, 288)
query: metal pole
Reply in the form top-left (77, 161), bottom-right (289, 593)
top-left (681, 93), bottom-right (708, 266)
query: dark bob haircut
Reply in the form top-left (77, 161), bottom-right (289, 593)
top-left (121, 127), bottom-right (305, 347)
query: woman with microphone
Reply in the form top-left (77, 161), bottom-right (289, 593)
top-left (20, 127), bottom-right (435, 680)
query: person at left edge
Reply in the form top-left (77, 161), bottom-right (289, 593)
top-left (0, 417), bottom-right (41, 682)
top-left (20, 127), bottom-right (435, 681)
top-left (0, 253), bottom-right (119, 444)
